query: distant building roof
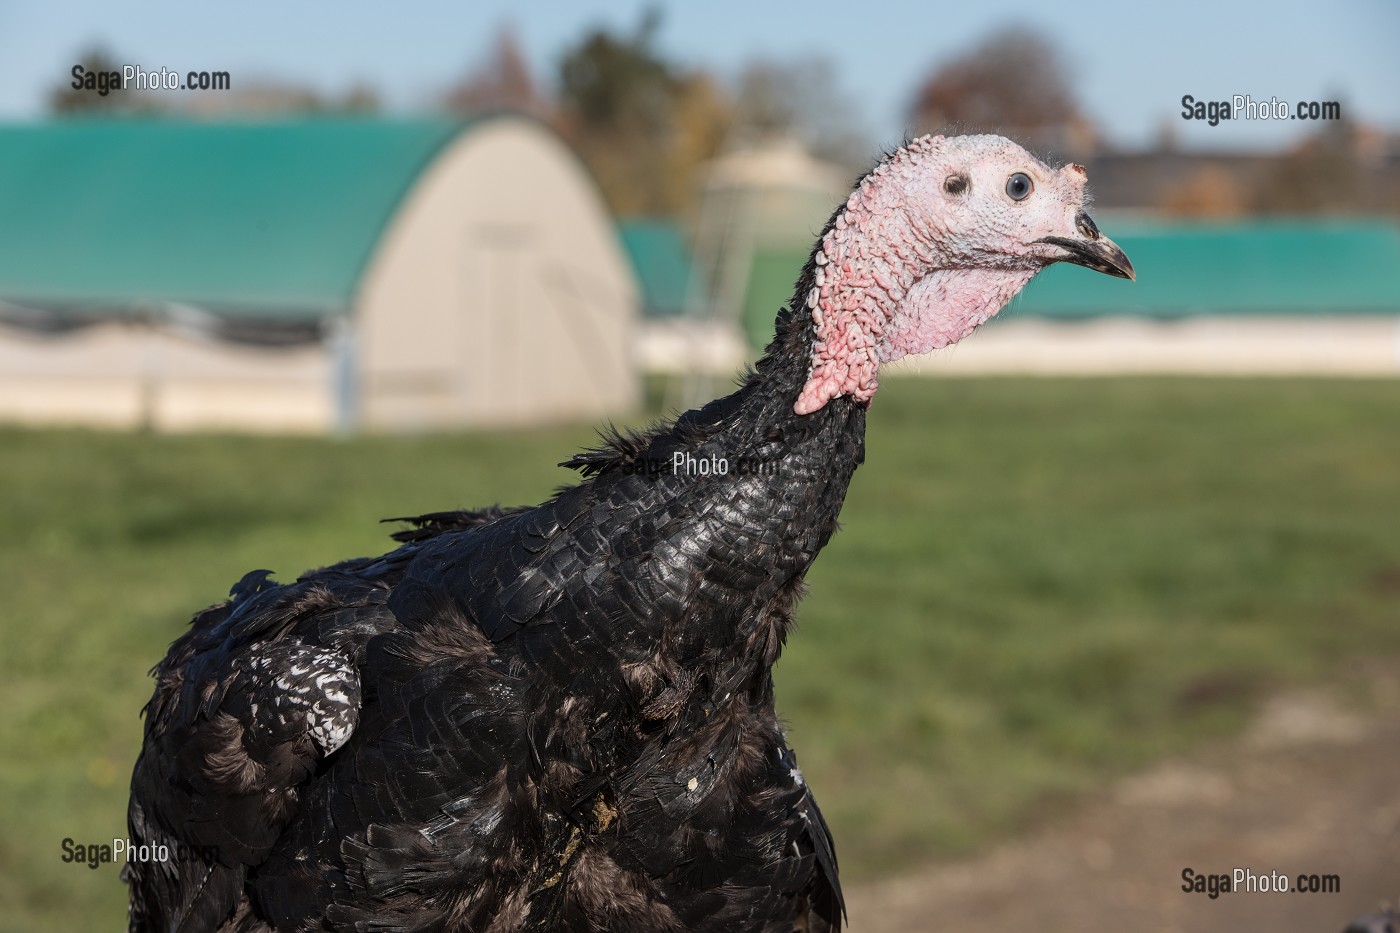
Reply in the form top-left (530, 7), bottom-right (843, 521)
top-left (0, 118), bottom-right (483, 321)
top-left (618, 219), bottom-right (693, 317)
top-left (704, 136), bottom-right (847, 192)
top-left (1083, 136), bottom-right (1400, 213)
top-left (741, 220), bottom-right (1400, 348)
top-left (1082, 152), bottom-right (1282, 211)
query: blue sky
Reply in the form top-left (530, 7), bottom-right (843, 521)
top-left (1, 0), bottom-right (1395, 154)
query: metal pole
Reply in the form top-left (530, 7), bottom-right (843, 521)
top-left (329, 314), bottom-right (357, 436)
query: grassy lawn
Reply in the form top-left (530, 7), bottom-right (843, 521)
top-left (2, 377), bottom-right (1399, 930)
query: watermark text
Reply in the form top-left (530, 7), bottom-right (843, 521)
top-left (70, 64), bottom-right (231, 97)
top-left (1180, 94), bottom-right (1341, 127)
top-left (60, 837), bottom-right (219, 870)
top-left (1181, 866), bottom-right (1341, 898)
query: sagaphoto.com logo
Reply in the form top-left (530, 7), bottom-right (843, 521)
top-left (1181, 94), bottom-right (1342, 127)
top-left (70, 62), bottom-right (231, 97)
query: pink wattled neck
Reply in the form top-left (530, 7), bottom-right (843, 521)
top-left (793, 139), bottom-right (1037, 416)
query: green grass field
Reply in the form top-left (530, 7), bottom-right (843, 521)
top-left (3, 377), bottom-right (1399, 931)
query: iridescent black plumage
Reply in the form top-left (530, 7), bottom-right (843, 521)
top-left (127, 241), bottom-right (861, 932)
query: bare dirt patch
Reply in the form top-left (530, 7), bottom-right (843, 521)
top-left (847, 675), bottom-right (1400, 932)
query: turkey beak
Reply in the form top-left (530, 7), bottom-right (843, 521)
top-left (1038, 212), bottom-right (1136, 281)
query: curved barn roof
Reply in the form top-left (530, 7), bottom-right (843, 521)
top-left (0, 118), bottom-right (488, 321)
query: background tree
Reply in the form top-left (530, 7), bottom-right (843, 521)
top-left (1157, 166), bottom-right (1249, 218)
top-left (49, 47), bottom-right (156, 114)
top-left (446, 26), bottom-right (546, 117)
top-left (662, 72), bottom-right (732, 215)
top-left (1250, 122), bottom-right (1381, 215)
top-left (556, 9), bottom-right (729, 217)
top-left (732, 59), bottom-right (869, 171)
top-left (909, 27), bottom-right (1094, 157)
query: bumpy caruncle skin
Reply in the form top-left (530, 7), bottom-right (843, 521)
top-left (794, 134), bottom-right (1094, 415)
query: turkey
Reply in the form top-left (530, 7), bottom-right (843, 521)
top-left (125, 134), bottom-right (1134, 932)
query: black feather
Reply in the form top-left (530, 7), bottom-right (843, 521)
top-left (126, 200), bottom-right (864, 931)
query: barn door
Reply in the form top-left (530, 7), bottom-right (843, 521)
top-left (462, 224), bottom-right (537, 423)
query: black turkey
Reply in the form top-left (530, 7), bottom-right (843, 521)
top-left (126, 134), bottom-right (1134, 932)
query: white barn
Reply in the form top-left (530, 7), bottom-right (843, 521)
top-left (0, 117), bottom-right (639, 432)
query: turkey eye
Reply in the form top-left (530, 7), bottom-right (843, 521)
top-left (1006, 172), bottom-right (1033, 201)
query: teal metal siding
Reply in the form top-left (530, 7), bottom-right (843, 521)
top-left (618, 220), bottom-right (694, 318)
top-left (1017, 221), bottom-right (1400, 318)
top-left (737, 221), bottom-right (1400, 348)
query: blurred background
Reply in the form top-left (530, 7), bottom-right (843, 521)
top-left (1, 1), bottom-right (1398, 930)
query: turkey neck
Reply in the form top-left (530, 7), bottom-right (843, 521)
top-left (605, 255), bottom-right (869, 672)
